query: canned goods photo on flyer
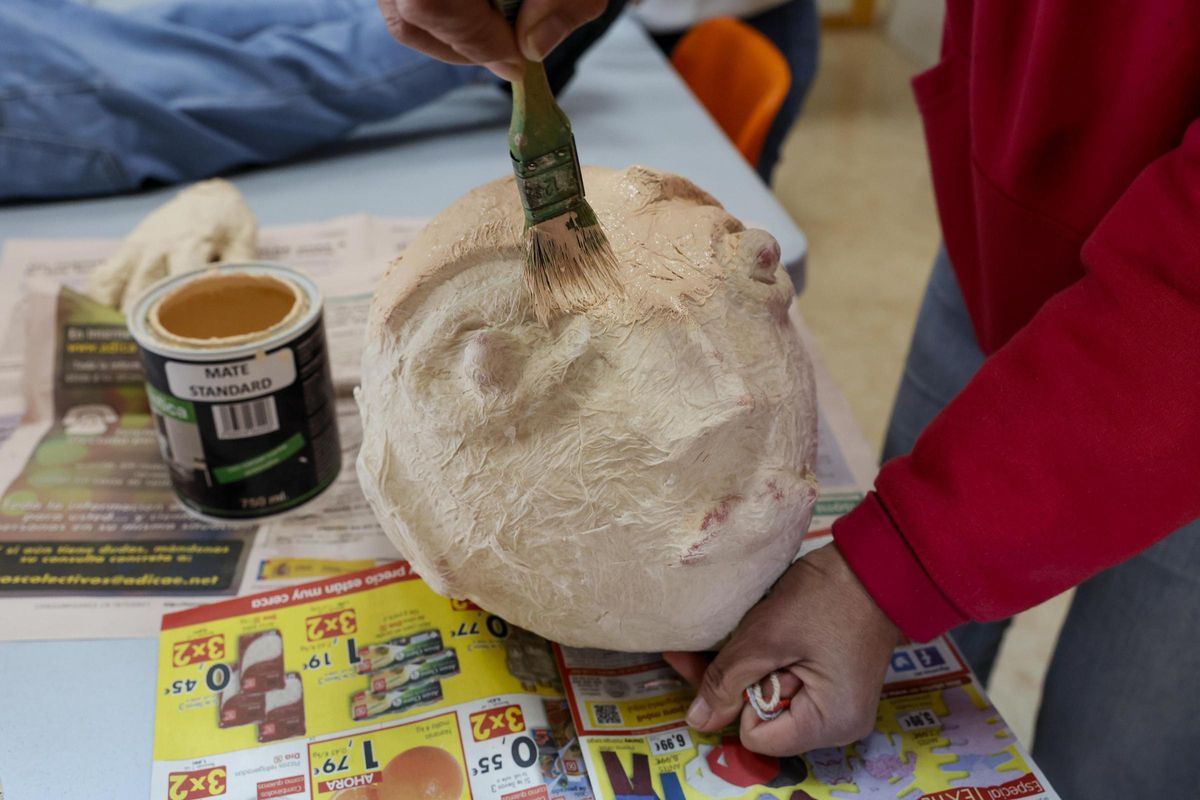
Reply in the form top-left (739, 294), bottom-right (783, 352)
top-left (128, 264), bottom-right (340, 520)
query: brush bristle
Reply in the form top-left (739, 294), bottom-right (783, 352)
top-left (525, 203), bottom-right (624, 323)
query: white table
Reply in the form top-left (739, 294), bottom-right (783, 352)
top-left (0, 15), bottom-right (807, 799)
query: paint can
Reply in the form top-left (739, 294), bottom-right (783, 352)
top-left (128, 264), bottom-right (340, 520)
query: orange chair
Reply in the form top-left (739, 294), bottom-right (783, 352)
top-left (670, 17), bottom-right (792, 167)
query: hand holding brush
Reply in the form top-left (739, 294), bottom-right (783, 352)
top-left (378, 0), bottom-right (607, 81)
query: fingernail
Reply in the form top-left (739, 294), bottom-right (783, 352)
top-left (522, 14), bottom-right (569, 62)
top-left (686, 696), bottom-right (712, 730)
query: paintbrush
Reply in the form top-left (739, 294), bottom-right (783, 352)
top-left (494, 0), bottom-right (623, 322)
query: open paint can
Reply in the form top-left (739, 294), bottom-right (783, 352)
top-left (128, 264), bottom-right (340, 520)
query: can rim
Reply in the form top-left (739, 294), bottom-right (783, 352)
top-left (128, 263), bottom-right (323, 361)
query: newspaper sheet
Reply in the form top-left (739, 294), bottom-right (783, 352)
top-left (791, 307), bottom-right (876, 537)
top-left (0, 218), bottom-right (420, 640)
top-left (0, 284), bottom-right (257, 636)
top-left (0, 220), bottom-right (874, 641)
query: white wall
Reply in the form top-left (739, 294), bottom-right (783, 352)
top-left (883, 0), bottom-right (945, 67)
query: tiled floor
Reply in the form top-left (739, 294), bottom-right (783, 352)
top-left (772, 28), bottom-right (1071, 748)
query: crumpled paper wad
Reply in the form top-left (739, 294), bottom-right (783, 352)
top-left (87, 179), bottom-right (258, 313)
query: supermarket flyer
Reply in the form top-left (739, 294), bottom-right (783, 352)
top-left (553, 638), bottom-right (1061, 800)
top-left (151, 561), bottom-right (593, 800)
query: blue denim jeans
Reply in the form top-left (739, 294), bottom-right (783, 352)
top-left (884, 247), bottom-right (1200, 799)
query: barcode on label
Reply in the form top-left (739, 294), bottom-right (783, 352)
top-left (212, 398), bottom-right (279, 440)
top-left (593, 704), bottom-right (623, 726)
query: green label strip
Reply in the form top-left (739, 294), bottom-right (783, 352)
top-left (814, 493), bottom-right (864, 516)
top-left (145, 383), bottom-right (195, 423)
top-left (213, 432), bottom-right (305, 485)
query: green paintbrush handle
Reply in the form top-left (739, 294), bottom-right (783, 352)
top-left (492, 0), bottom-right (585, 227)
top-left (510, 60), bottom-right (585, 226)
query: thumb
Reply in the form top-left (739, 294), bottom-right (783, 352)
top-left (686, 631), bottom-right (783, 733)
top-left (515, 0), bottom-right (606, 62)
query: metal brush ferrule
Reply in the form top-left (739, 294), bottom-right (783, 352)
top-left (513, 139), bottom-right (584, 226)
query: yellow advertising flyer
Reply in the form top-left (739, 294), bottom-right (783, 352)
top-left (553, 639), bottom-right (1062, 800)
top-left (151, 561), bottom-right (593, 800)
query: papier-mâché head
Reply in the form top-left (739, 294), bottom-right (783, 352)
top-left (356, 166), bottom-right (818, 651)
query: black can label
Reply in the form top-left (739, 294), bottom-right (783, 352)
top-left (139, 315), bottom-right (340, 519)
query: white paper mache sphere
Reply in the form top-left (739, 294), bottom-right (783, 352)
top-left (356, 166), bottom-right (818, 651)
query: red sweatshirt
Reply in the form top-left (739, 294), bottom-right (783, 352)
top-left (832, 0), bottom-right (1200, 641)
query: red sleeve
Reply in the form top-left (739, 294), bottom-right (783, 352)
top-left (833, 121), bottom-right (1200, 642)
